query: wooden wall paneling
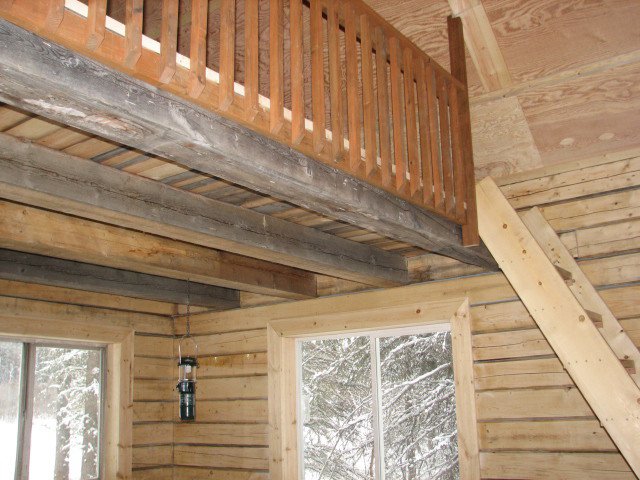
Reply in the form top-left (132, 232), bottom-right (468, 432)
top-left (476, 177), bottom-right (640, 476)
top-left (501, 154), bottom-right (640, 209)
top-left (480, 452), bottom-right (636, 480)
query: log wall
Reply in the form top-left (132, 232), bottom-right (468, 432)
top-left (0, 287), bottom-right (176, 480)
top-left (177, 148), bottom-right (640, 479)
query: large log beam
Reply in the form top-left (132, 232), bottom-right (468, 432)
top-left (0, 133), bottom-right (407, 287)
top-left (0, 249), bottom-right (240, 309)
top-left (0, 200), bottom-right (316, 299)
top-left (0, 19), bottom-right (496, 270)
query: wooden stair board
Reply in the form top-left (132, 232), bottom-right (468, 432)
top-left (522, 207), bottom-right (640, 388)
top-left (477, 177), bottom-right (640, 476)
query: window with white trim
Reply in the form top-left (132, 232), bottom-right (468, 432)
top-left (299, 325), bottom-right (458, 479)
top-left (0, 340), bottom-right (105, 480)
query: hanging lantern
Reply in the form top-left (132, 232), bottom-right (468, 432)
top-left (176, 279), bottom-right (198, 421)
top-left (177, 338), bottom-right (198, 421)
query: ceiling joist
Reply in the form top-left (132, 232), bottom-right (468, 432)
top-left (0, 249), bottom-right (240, 310)
top-left (0, 200), bottom-right (316, 299)
top-left (0, 132), bottom-right (407, 287)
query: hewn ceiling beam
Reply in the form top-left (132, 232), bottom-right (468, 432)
top-left (0, 200), bottom-right (316, 299)
top-left (0, 133), bottom-right (407, 287)
top-left (0, 249), bottom-right (240, 309)
top-left (0, 19), bottom-right (496, 270)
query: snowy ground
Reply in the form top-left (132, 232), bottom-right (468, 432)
top-left (0, 419), bottom-right (85, 479)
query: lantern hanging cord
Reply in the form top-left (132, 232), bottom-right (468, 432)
top-left (186, 278), bottom-right (191, 338)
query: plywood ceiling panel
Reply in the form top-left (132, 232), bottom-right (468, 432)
top-left (485, 0), bottom-right (640, 83)
top-left (471, 96), bottom-right (542, 178)
top-left (520, 61), bottom-right (640, 165)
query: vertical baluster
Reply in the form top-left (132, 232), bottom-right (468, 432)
top-left (245, 0), bottom-right (259, 121)
top-left (290, 0), bottom-right (305, 145)
top-left (449, 84), bottom-right (467, 222)
top-left (361, 14), bottom-right (376, 177)
top-left (86, 0), bottom-right (107, 51)
top-left (426, 63), bottom-right (443, 210)
top-left (448, 15), bottom-right (479, 246)
top-left (124, 0), bottom-right (143, 68)
top-left (403, 48), bottom-right (420, 197)
top-left (158, 0), bottom-right (179, 83)
top-left (219, 0), bottom-right (236, 110)
top-left (310, 0), bottom-right (326, 153)
top-left (45, 0), bottom-right (65, 32)
top-left (188, 0), bottom-right (208, 98)
top-left (389, 37), bottom-right (406, 192)
top-left (327, 0), bottom-right (344, 161)
top-left (270, 0), bottom-right (285, 134)
top-left (345, 3), bottom-right (361, 172)
top-left (416, 59), bottom-right (434, 207)
top-left (438, 76), bottom-right (455, 215)
top-left (375, 29), bottom-right (392, 187)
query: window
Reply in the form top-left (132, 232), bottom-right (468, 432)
top-left (0, 340), bottom-right (104, 480)
top-left (300, 326), bottom-right (458, 479)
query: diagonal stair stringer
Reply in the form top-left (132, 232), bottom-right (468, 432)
top-left (522, 206), bottom-right (640, 386)
top-left (476, 177), bottom-right (640, 477)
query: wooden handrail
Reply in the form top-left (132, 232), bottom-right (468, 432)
top-left (0, 0), bottom-right (478, 241)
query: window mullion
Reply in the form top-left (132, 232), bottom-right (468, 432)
top-left (370, 336), bottom-right (385, 480)
top-left (16, 343), bottom-right (36, 480)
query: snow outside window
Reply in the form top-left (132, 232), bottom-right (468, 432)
top-left (0, 340), bottom-right (104, 480)
top-left (300, 326), bottom-right (459, 479)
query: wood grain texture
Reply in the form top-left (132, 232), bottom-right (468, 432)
top-left (0, 131), bottom-right (408, 287)
top-left (470, 96), bottom-right (542, 179)
top-left (0, 20), bottom-right (495, 268)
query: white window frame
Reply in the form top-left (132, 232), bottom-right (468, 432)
top-left (296, 322), bottom-right (453, 479)
top-left (5, 340), bottom-right (107, 480)
top-left (267, 289), bottom-right (480, 480)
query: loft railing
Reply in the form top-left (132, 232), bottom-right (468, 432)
top-left (0, 0), bottom-right (479, 245)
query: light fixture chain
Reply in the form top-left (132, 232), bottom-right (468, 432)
top-left (186, 278), bottom-right (191, 338)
